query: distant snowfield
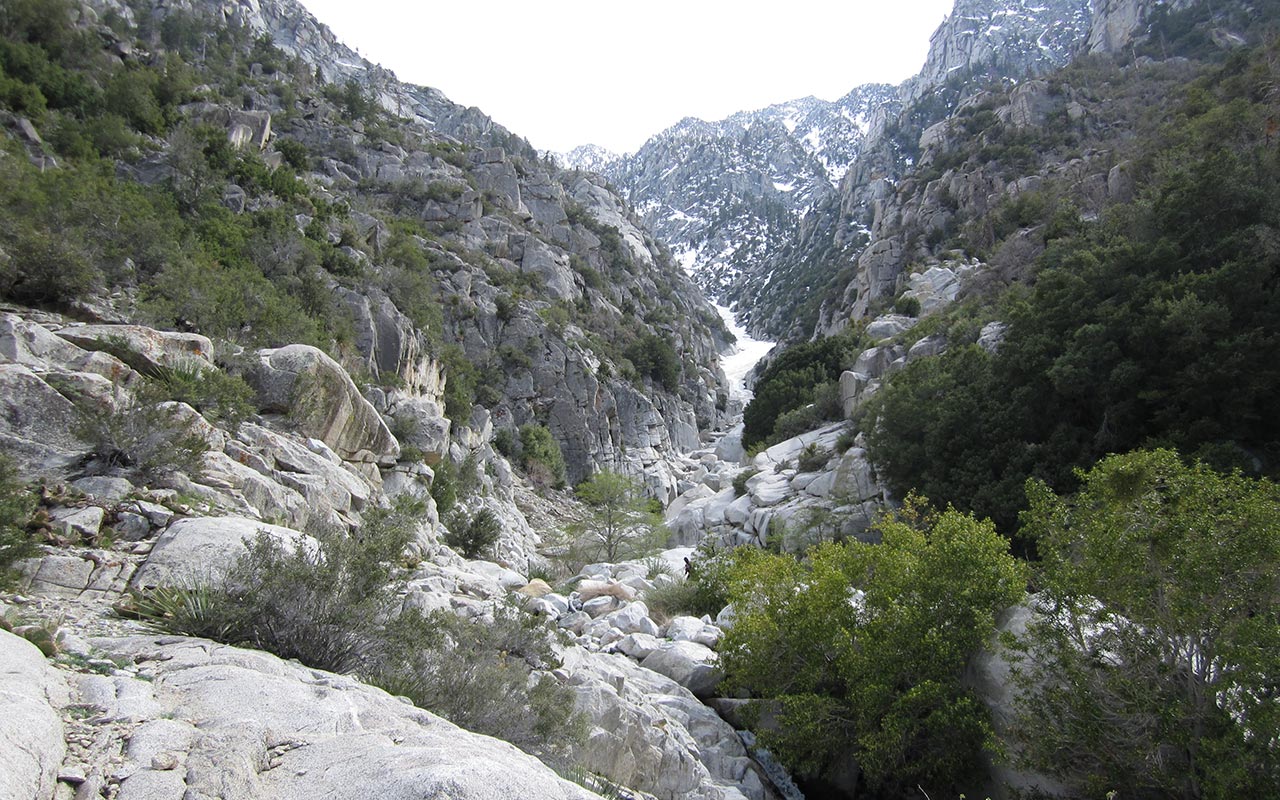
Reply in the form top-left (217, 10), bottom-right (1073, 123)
top-left (716, 304), bottom-right (775, 402)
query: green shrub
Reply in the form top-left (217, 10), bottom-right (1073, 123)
top-left (77, 396), bottom-right (209, 482)
top-left (732, 469), bottom-right (758, 497)
top-left (492, 428), bottom-right (517, 459)
top-left (430, 457), bottom-right (458, 514)
top-left (128, 498), bottom-right (420, 673)
top-left (495, 292), bottom-right (517, 322)
top-left (1014, 450), bottom-right (1280, 798)
top-left (894, 295), bottom-right (922, 316)
top-left (445, 506), bottom-right (502, 559)
top-left (742, 330), bottom-right (863, 448)
top-left (796, 443), bottom-right (830, 473)
top-left (720, 505), bottom-right (1026, 794)
top-left (836, 429), bottom-right (857, 453)
top-left (152, 360), bottom-right (255, 429)
top-left (372, 604), bottom-right (585, 767)
top-left (623, 334), bottom-right (680, 391)
top-left (519, 424), bottom-right (566, 489)
top-left (0, 225), bottom-right (98, 305)
top-left (275, 137), bottom-right (309, 171)
top-left (641, 577), bottom-right (702, 624)
top-left (438, 345), bottom-right (475, 420)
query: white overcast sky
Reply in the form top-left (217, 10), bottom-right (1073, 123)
top-left (298, 0), bottom-right (955, 154)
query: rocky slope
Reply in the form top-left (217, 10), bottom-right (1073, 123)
top-left (0, 304), bottom-right (789, 800)
top-left (70, 0), bottom-right (734, 504)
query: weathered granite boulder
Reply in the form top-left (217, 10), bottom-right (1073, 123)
top-left (17, 550), bottom-right (136, 600)
top-left (54, 323), bottom-right (214, 374)
top-left (131, 516), bottom-right (318, 589)
top-left (978, 321), bottom-right (1009, 354)
top-left (0, 630), bottom-right (68, 800)
top-left (0, 364), bottom-right (91, 475)
top-left (77, 636), bottom-right (598, 800)
top-left (605, 601), bottom-right (660, 637)
top-left (864, 314), bottom-right (916, 342)
top-left (641, 641), bottom-right (723, 699)
top-left (0, 313), bottom-right (137, 385)
top-left (246, 345), bottom-right (399, 464)
top-left (839, 370), bottom-right (874, 418)
top-left (563, 648), bottom-right (770, 800)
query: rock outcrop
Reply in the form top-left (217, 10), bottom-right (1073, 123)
top-left (53, 635), bottom-right (600, 800)
top-left (0, 630), bottom-right (69, 800)
top-left (248, 344), bottom-right (400, 466)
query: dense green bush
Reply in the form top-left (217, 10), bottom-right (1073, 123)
top-left (742, 330), bottom-right (863, 448)
top-left (720, 503), bottom-right (1026, 796)
top-left (429, 456), bottom-right (458, 514)
top-left (519, 424), bottom-right (566, 489)
top-left (1014, 450), bottom-right (1280, 798)
top-left (152, 360), bottom-right (255, 430)
top-left (623, 333), bottom-right (680, 391)
top-left (445, 506), bottom-right (502, 559)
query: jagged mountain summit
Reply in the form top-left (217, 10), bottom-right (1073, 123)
top-left (578, 0), bottom-right (1092, 336)
top-left (565, 85), bottom-right (897, 302)
top-left (902, 0), bottom-right (1092, 101)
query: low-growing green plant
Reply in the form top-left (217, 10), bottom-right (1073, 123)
top-left (894, 294), bottom-right (922, 316)
top-left (128, 498), bottom-right (421, 673)
top-left (836, 429), bottom-right (858, 454)
top-left (559, 765), bottom-right (626, 799)
top-left (152, 359), bottom-right (255, 429)
top-left (641, 555), bottom-right (675, 580)
top-left (797, 443), bottom-right (829, 473)
top-left (519, 424), bottom-right (566, 490)
top-left (720, 503), bottom-right (1027, 795)
top-left (642, 577), bottom-right (702, 625)
top-left (732, 469), bottom-right (758, 497)
top-left (430, 457), bottom-right (458, 514)
top-left (492, 428), bottom-right (518, 459)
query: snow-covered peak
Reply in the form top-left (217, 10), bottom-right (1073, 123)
top-left (557, 143), bottom-right (624, 173)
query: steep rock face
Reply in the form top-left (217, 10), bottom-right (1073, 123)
top-left (903, 0), bottom-right (1092, 102)
top-left (248, 345), bottom-right (400, 465)
top-left (81, 0), bottom-right (733, 498)
top-left (91, 0), bottom-right (526, 154)
top-left (564, 0), bottom-right (1091, 341)
top-left (1085, 0), bottom-right (1196, 53)
top-left (734, 0), bottom-right (1094, 339)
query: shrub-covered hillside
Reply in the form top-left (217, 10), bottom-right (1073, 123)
top-left (0, 0), bottom-right (733, 492)
top-left (741, 7), bottom-right (1280, 539)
